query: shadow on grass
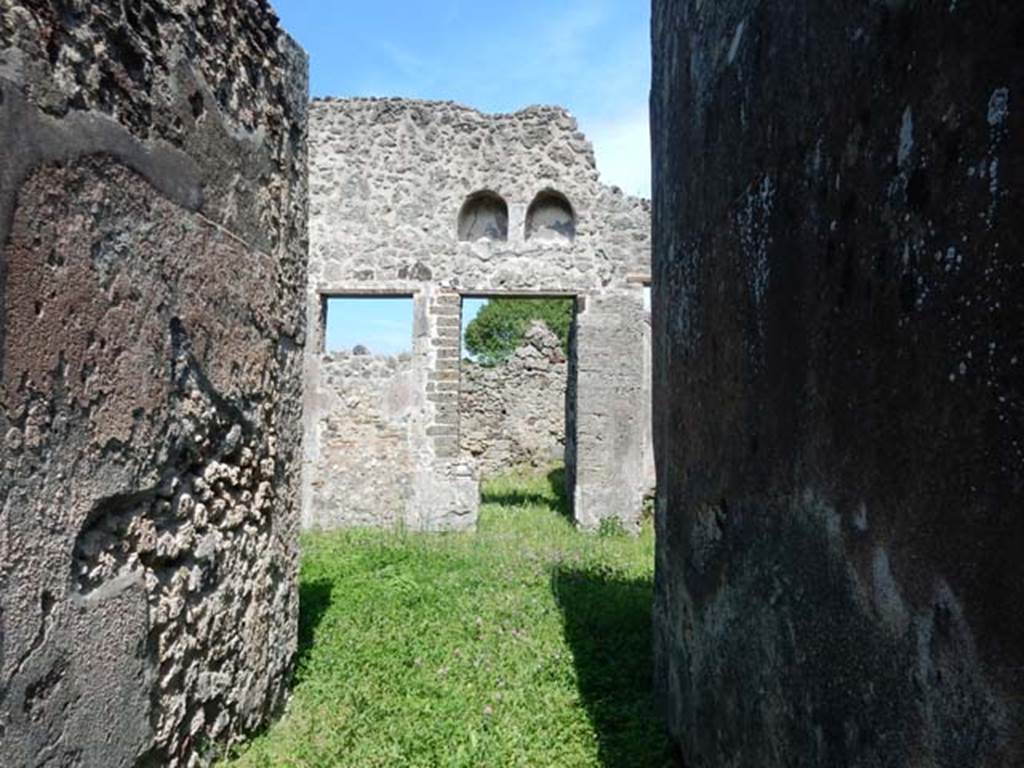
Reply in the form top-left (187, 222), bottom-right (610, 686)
top-left (546, 466), bottom-right (571, 519)
top-left (551, 565), bottom-right (673, 767)
top-left (480, 487), bottom-right (551, 507)
top-left (479, 466), bottom-right (572, 519)
top-left (296, 578), bottom-right (334, 670)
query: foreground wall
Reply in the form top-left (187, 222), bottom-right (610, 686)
top-left (652, 2), bottom-right (1023, 766)
top-left (0, 3), bottom-right (307, 765)
top-left (305, 98), bottom-right (651, 531)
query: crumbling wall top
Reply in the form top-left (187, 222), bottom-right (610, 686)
top-left (309, 96), bottom-right (650, 295)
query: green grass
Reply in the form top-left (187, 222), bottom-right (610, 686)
top-left (221, 467), bottom-right (670, 768)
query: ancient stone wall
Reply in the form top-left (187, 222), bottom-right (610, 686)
top-left (460, 322), bottom-right (567, 476)
top-left (305, 98), bottom-right (651, 531)
top-left (306, 351), bottom-right (416, 529)
top-left (0, 3), bottom-right (308, 766)
top-left (652, 2), bottom-right (1024, 766)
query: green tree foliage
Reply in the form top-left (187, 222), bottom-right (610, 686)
top-left (464, 298), bottom-right (573, 365)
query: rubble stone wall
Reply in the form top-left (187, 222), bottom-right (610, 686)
top-left (306, 351), bottom-right (416, 529)
top-left (652, 2), bottom-right (1024, 766)
top-left (460, 322), bottom-right (567, 477)
top-left (305, 98), bottom-right (651, 531)
top-left (0, 3), bottom-right (308, 766)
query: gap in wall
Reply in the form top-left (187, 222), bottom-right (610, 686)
top-left (323, 295), bottom-right (414, 356)
top-left (459, 295), bottom-right (578, 510)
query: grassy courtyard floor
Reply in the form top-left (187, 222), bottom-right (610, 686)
top-left (221, 469), bottom-right (670, 768)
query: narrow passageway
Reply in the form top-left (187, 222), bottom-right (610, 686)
top-left (222, 468), bottom-right (671, 767)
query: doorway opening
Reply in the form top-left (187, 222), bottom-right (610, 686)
top-left (458, 294), bottom-right (579, 512)
top-left (316, 294), bottom-right (417, 528)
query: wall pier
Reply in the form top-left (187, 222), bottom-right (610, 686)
top-left (572, 289), bottom-right (651, 530)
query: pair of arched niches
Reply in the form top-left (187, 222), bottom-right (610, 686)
top-left (457, 190), bottom-right (576, 244)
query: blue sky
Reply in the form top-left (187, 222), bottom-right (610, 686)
top-left (325, 297), bottom-right (488, 356)
top-left (284, 1), bottom-right (652, 355)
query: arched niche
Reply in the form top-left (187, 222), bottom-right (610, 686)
top-left (525, 190), bottom-right (576, 243)
top-left (457, 191), bottom-right (509, 242)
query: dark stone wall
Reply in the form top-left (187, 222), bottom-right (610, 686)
top-left (0, 2), bottom-right (307, 765)
top-left (651, 2), bottom-right (1023, 766)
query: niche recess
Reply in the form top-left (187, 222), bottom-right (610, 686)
top-left (457, 191), bottom-right (509, 242)
top-left (525, 190), bottom-right (576, 243)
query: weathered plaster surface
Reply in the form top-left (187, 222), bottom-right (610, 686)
top-left (305, 98), bottom-right (651, 531)
top-left (652, 2), bottom-right (1023, 766)
top-left (0, 3), bottom-right (307, 766)
top-left (305, 351), bottom-right (416, 529)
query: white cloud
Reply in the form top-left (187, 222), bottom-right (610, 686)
top-left (586, 109), bottom-right (651, 198)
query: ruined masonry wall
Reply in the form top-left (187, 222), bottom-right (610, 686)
top-left (307, 99), bottom-right (650, 294)
top-left (460, 323), bottom-right (567, 476)
top-left (306, 352), bottom-right (416, 529)
top-left (306, 98), bottom-right (651, 531)
top-left (652, 2), bottom-right (1024, 766)
top-left (0, 3), bottom-right (308, 766)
